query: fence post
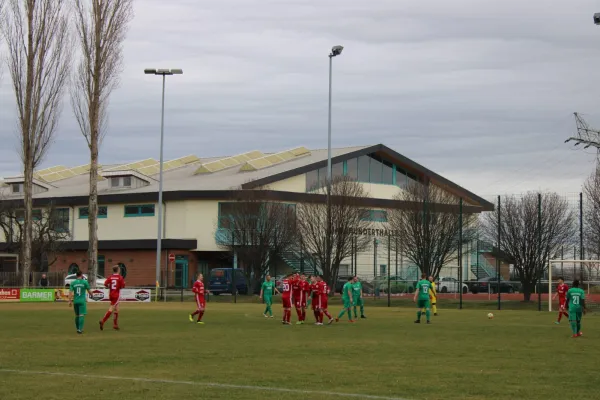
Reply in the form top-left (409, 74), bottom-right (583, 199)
top-left (538, 193), bottom-right (542, 312)
top-left (580, 192), bottom-right (584, 280)
top-left (459, 198), bottom-right (463, 310)
top-left (232, 229), bottom-right (237, 304)
top-left (373, 237), bottom-right (378, 299)
top-left (387, 234), bottom-right (391, 307)
top-left (497, 195), bottom-right (501, 311)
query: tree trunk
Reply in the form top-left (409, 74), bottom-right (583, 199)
top-left (22, 160), bottom-right (33, 287)
top-left (522, 283), bottom-right (533, 302)
top-left (87, 139), bottom-right (99, 287)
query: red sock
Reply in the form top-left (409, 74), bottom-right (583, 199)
top-left (323, 310), bottom-right (332, 319)
top-left (283, 310), bottom-right (288, 322)
top-left (113, 313), bottom-right (119, 326)
top-left (197, 310), bottom-right (204, 322)
top-left (101, 311), bottom-right (112, 323)
top-left (191, 310), bottom-right (200, 316)
top-left (319, 311), bottom-right (324, 323)
top-left (296, 308), bottom-right (302, 320)
top-left (285, 310), bottom-right (291, 323)
top-left (563, 311), bottom-right (569, 318)
top-left (558, 312), bottom-right (563, 322)
top-left (301, 309), bottom-right (306, 321)
top-left (314, 310), bottom-right (320, 321)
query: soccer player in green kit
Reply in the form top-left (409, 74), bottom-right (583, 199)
top-left (413, 273), bottom-right (432, 324)
top-left (259, 275), bottom-right (279, 318)
top-left (352, 276), bottom-right (366, 319)
top-left (68, 271), bottom-right (92, 334)
top-left (566, 279), bottom-right (587, 338)
top-left (335, 276), bottom-right (354, 323)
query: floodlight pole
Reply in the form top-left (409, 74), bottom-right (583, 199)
top-left (326, 46), bottom-right (343, 280)
top-left (144, 68), bottom-right (183, 294)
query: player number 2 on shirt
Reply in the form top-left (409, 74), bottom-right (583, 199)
top-left (111, 280), bottom-right (117, 290)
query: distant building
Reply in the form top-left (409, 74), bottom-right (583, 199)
top-left (0, 144), bottom-right (493, 286)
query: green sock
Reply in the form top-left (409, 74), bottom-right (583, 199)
top-left (75, 317), bottom-right (79, 331)
top-left (425, 310), bottom-right (431, 321)
top-left (347, 308), bottom-right (352, 320)
top-left (79, 316), bottom-right (85, 331)
top-left (264, 305), bottom-right (269, 315)
top-left (353, 306), bottom-right (358, 318)
top-left (338, 309), bottom-right (345, 319)
top-left (570, 321), bottom-right (578, 335)
top-left (268, 305), bottom-right (273, 316)
top-left (417, 311), bottom-right (422, 320)
top-left (577, 320), bottom-right (581, 333)
top-left (360, 304), bottom-right (364, 316)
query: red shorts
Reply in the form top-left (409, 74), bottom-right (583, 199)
top-left (110, 296), bottom-right (120, 306)
top-left (282, 297), bottom-right (291, 308)
top-left (319, 296), bottom-right (328, 310)
top-left (311, 296), bottom-right (320, 310)
top-left (195, 296), bottom-right (206, 310)
top-left (293, 292), bottom-right (306, 308)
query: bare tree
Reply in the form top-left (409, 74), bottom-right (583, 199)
top-left (216, 192), bottom-right (298, 293)
top-left (71, 0), bottom-right (133, 287)
top-left (584, 164), bottom-right (600, 261)
top-left (1, 0), bottom-right (72, 287)
top-left (0, 200), bottom-right (70, 281)
top-left (388, 182), bottom-right (477, 279)
top-left (483, 192), bottom-right (576, 301)
top-left (297, 176), bottom-right (372, 291)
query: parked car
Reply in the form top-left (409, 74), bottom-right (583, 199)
top-left (437, 277), bottom-right (469, 294)
top-left (64, 273), bottom-right (106, 288)
top-left (470, 277), bottom-right (515, 294)
top-left (208, 268), bottom-right (248, 295)
top-left (376, 276), bottom-right (414, 294)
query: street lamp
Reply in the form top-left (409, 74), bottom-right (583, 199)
top-left (594, 13), bottom-right (600, 25)
top-left (326, 45), bottom-right (343, 278)
top-left (144, 68), bottom-right (183, 291)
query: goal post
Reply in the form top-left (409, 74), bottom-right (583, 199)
top-left (548, 259), bottom-right (600, 312)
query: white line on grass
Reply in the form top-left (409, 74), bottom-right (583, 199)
top-left (0, 369), bottom-right (409, 400)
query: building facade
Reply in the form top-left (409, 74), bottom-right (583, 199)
top-left (0, 144), bottom-right (494, 286)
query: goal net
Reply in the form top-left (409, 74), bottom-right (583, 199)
top-left (548, 259), bottom-right (600, 313)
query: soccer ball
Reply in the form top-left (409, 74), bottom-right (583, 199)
top-left (487, 313), bottom-right (494, 319)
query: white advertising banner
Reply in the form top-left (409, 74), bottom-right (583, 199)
top-left (87, 288), bottom-right (152, 303)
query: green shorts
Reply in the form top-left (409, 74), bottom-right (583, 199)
top-left (73, 302), bottom-right (87, 316)
top-left (343, 298), bottom-right (352, 309)
top-left (263, 296), bottom-right (272, 306)
top-left (417, 299), bottom-right (430, 309)
top-left (569, 310), bottom-right (583, 321)
top-left (353, 297), bottom-right (364, 306)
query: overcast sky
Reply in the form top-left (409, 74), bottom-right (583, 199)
top-left (1, 0), bottom-right (599, 198)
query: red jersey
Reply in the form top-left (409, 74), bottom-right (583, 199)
top-left (291, 277), bottom-right (302, 297)
top-left (310, 283), bottom-right (320, 300)
top-left (557, 283), bottom-right (569, 300)
top-left (193, 280), bottom-right (205, 298)
top-left (281, 279), bottom-right (292, 298)
top-left (317, 281), bottom-right (329, 298)
top-left (104, 274), bottom-right (125, 298)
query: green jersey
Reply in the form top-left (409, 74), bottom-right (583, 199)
top-left (261, 281), bottom-right (275, 297)
top-left (70, 279), bottom-right (90, 304)
top-left (342, 282), bottom-right (353, 300)
top-left (351, 281), bottom-right (362, 299)
top-left (415, 279), bottom-right (432, 300)
top-left (566, 287), bottom-right (586, 312)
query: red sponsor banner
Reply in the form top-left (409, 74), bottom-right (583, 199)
top-left (0, 288), bottom-right (20, 302)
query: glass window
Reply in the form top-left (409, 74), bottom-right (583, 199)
top-left (16, 209), bottom-right (41, 221)
top-left (346, 158), bottom-right (358, 180)
top-left (123, 176), bottom-right (132, 187)
top-left (317, 167), bottom-right (327, 189)
top-left (12, 183), bottom-right (22, 193)
top-left (79, 206), bottom-right (108, 219)
top-left (118, 263), bottom-right (127, 278)
top-left (124, 204), bottom-right (155, 217)
top-left (380, 264), bottom-right (387, 276)
top-left (382, 160), bottom-right (393, 184)
top-left (98, 256), bottom-right (105, 277)
top-left (357, 156), bottom-right (370, 182)
top-left (396, 167), bottom-right (408, 188)
top-left (370, 210), bottom-right (388, 222)
top-left (51, 208), bottom-right (70, 232)
top-left (110, 177), bottom-right (120, 187)
top-left (370, 157), bottom-right (383, 184)
top-left (306, 170), bottom-right (318, 192)
top-left (339, 264), bottom-right (350, 276)
top-left (68, 263), bottom-right (79, 274)
top-left (332, 162), bottom-right (343, 179)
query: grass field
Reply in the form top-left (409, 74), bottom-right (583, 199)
top-left (1, 301), bottom-right (599, 400)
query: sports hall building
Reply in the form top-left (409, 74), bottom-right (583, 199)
top-left (0, 144), bottom-right (496, 286)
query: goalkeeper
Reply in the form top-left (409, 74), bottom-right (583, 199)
top-left (428, 275), bottom-right (438, 316)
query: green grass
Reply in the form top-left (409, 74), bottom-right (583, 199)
top-left (0, 302), bottom-right (598, 400)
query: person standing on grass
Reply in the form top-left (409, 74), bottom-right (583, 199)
top-left (260, 275), bottom-right (279, 318)
top-left (553, 277), bottom-right (569, 325)
top-left (352, 276), bottom-right (366, 319)
top-left (100, 265), bottom-right (126, 331)
top-left (336, 276), bottom-right (355, 323)
top-left (281, 274), bottom-right (293, 325)
top-left (69, 271), bottom-right (92, 334)
top-left (317, 275), bottom-right (334, 325)
top-left (296, 274), bottom-right (311, 324)
top-left (190, 273), bottom-right (208, 324)
top-left (428, 275), bottom-right (438, 316)
top-left (309, 276), bottom-right (320, 324)
top-left (413, 273), bottom-right (433, 324)
top-left (566, 279), bottom-right (587, 338)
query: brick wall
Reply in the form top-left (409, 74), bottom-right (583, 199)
top-left (50, 249), bottom-right (198, 287)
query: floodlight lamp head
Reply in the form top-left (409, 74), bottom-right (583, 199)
top-left (594, 13), bottom-right (600, 25)
top-left (171, 69), bottom-right (183, 75)
top-left (330, 45), bottom-right (344, 57)
top-left (144, 68), bottom-right (157, 75)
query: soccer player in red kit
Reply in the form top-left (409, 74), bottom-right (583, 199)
top-left (281, 274), bottom-right (293, 325)
top-left (189, 273), bottom-right (208, 324)
top-left (317, 275), bottom-right (334, 324)
top-left (553, 276), bottom-right (569, 324)
top-left (294, 274), bottom-right (310, 324)
top-left (99, 265), bottom-right (125, 331)
top-left (309, 276), bottom-right (322, 325)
